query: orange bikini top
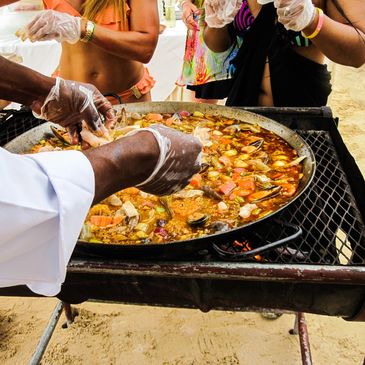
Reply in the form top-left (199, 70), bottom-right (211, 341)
top-left (43, 0), bottom-right (130, 31)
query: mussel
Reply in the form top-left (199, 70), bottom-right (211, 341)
top-left (249, 138), bottom-right (264, 150)
top-left (248, 186), bottom-right (282, 203)
top-left (208, 221), bottom-right (230, 233)
top-left (50, 125), bottom-right (71, 146)
top-left (199, 163), bottom-right (210, 174)
top-left (158, 196), bottom-right (174, 220)
top-left (241, 139), bottom-right (264, 154)
top-left (201, 185), bottom-right (222, 201)
top-left (187, 213), bottom-right (210, 227)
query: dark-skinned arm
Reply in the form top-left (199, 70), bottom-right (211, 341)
top-left (82, 131), bottom-right (159, 205)
top-left (203, 25), bottom-right (233, 53)
top-left (83, 125), bottom-right (203, 204)
top-left (302, 0), bottom-right (365, 67)
top-left (0, 55), bottom-right (55, 107)
top-left (0, 55), bottom-right (115, 138)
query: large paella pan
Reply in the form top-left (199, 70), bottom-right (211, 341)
top-left (5, 102), bottom-right (316, 258)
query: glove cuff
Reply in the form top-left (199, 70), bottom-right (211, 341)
top-left (32, 77), bottom-right (62, 119)
top-left (302, 7), bottom-right (324, 39)
top-left (122, 127), bottom-right (168, 189)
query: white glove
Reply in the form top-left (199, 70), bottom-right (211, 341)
top-left (126, 124), bottom-right (203, 196)
top-left (31, 77), bottom-right (115, 144)
top-left (20, 10), bottom-right (81, 43)
top-left (274, 0), bottom-right (316, 32)
top-left (204, 0), bottom-right (243, 28)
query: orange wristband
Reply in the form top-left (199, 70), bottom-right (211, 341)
top-left (302, 8), bottom-right (324, 40)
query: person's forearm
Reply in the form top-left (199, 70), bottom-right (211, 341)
top-left (0, 56), bottom-right (55, 105)
top-left (82, 0), bottom-right (159, 63)
top-left (82, 131), bottom-right (159, 204)
top-left (203, 25), bottom-right (233, 52)
top-left (303, 14), bottom-right (365, 67)
top-left (88, 27), bottom-right (158, 63)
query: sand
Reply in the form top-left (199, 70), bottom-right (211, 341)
top-left (0, 64), bottom-right (365, 365)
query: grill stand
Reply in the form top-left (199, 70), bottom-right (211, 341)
top-left (28, 301), bottom-right (63, 365)
top-left (1, 107), bottom-right (363, 364)
top-left (61, 302), bottom-right (78, 328)
top-left (28, 302), bottom-right (313, 365)
top-left (290, 312), bottom-right (313, 365)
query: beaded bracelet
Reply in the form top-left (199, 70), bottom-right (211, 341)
top-left (80, 20), bottom-right (95, 43)
top-left (301, 7), bottom-right (324, 40)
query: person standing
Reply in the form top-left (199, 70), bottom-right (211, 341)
top-left (9, 0), bottom-right (159, 104)
top-left (177, 0), bottom-right (242, 103)
top-left (203, 0), bottom-right (365, 107)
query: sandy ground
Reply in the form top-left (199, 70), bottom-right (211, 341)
top-left (0, 64), bottom-right (365, 365)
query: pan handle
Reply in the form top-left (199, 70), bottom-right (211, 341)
top-left (212, 220), bottom-right (302, 261)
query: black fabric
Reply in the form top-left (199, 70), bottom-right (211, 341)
top-left (270, 46), bottom-right (331, 107)
top-left (226, 4), bottom-right (332, 107)
top-left (187, 78), bottom-right (233, 99)
top-left (226, 4), bottom-right (276, 106)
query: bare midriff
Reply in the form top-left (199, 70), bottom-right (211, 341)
top-left (59, 42), bottom-right (145, 95)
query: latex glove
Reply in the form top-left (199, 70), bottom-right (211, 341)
top-left (181, 0), bottom-right (201, 31)
top-left (31, 77), bottom-right (116, 144)
top-left (127, 124), bottom-right (203, 196)
top-left (204, 0), bottom-right (243, 28)
top-left (274, 0), bottom-right (316, 32)
top-left (21, 10), bottom-right (81, 43)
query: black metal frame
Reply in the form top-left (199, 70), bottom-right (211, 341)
top-left (1, 106), bottom-right (365, 365)
top-left (0, 107), bottom-right (364, 315)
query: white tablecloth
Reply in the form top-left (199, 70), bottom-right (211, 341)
top-left (0, 38), bottom-right (61, 109)
top-left (148, 20), bottom-right (187, 101)
top-left (0, 20), bottom-right (187, 102)
top-left (0, 38), bottom-right (61, 76)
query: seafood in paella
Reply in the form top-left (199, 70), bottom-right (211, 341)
top-left (31, 109), bottom-right (305, 245)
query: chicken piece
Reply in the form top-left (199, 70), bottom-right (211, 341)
top-left (80, 121), bottom-right (113, 147)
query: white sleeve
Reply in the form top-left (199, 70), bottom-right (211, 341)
top-left (0, 148), bottom-right (95, 296)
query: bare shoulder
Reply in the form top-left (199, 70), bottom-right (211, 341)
top-left (325, 0), bottom-right (365, 31)
top-left (129, 0), bottom-right (159, 31)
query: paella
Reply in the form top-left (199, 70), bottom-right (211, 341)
top-left (30, 108), bottom-right (305, 245)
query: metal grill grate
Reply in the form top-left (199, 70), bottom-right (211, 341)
top-left (264, 130), bottom-right (365, 266)
top-left (0, 108), bottom-right (44, 146)
top-left (1, 109), bottom-right (364, 266)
